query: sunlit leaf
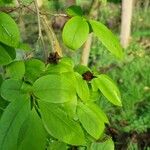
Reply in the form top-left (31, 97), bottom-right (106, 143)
top-left (39, 101), bottom-right (85, 145)
top-left (33, 74), bottom-right (76, 103)
top-left (77, 102), bottom-right (105, 139)
top-left (0, 12), bottom-right (20, 47)
top-left (62, 16), bottom-right (89, 50)
top-left (92, 74), bottom-right (122, 106)
top-left (89, 20), bottom-right (124, 59)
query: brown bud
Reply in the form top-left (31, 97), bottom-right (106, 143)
top-left (82, 71), bottom-right (95, 81)
top-left (47, 52), bottom-right (61, 64)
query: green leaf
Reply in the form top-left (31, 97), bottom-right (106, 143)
top-left (92, 75), bottom-right (122, 106)
top-left (89, 20), bottom-right (124, 59)
top-left (33, 74), bottom-right (76, 103)
top-left (62, 95), bottom-right (77, 118)
top-left (39, 101), bottom-right (85, 145)
top-left (0, 74), bottom-right (9, 117)
top-left (46, 57), bottom-right (74, 74)
top-left (0, 75), bottom-right (9, 117)
top-left (0, 12), bottom-right (20, 47)
top-left (24, 59), bottom-right (45, 83)
top-left (74, 64), bottom-right (91, 75)
top-left (2, 0), bottom-right (13, 4)
top-left (0, 98), bottom-right (30, 150)
top-left (17, 43), bottom-right (32, 51)
top-left (2, 44), bottom-right (16, 60)
top-left (48, 141), bottom-right (68, 150)
top-left (66, 5), bottom-right (83, 17)
top-left (0, 44), bottom-right (16, 65)
top-left (5, 61), bottom-right (25, 80)
top-left (0, 96), bottom-right (9, 118)
top-left (86, 103), bottom-right (109, 123)
top-left (77, 102), bottom-right (105, 139)
top-left (75, 72), bottom-right (90, 102)
top-left (1, 79), bottom-right (29, 102)
top-left (62, 16), bottom-right (89, 50)
top-left (0, 75), bottom-right (3, 85)
top-left (90, 139), bottom-right (114, 150)
top-left (18, 109), bottom-right (47, 150)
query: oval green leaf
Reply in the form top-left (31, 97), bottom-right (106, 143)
top-left (89, 20), bottom-right (124, 59)
top-left (18, 109), bottom-right (47, 150)
top-left (66, 5), bottom-right (83, 17)
top-left (0, 44), bottom-right (16, 65)
top-left (77, 102), bottom-right (105, 139)
top-left (1, 79), bottom-right (29, 102)
top-left (62, 16), bottom-right (89, 50)
top-left (24, 59), bottom-right (45, 84)
top-left (33, 74), bottom-right (76, 103)
top-left (46, 57), bottom-right (74, 74)
top-left (5, 61), bottom-right (25, 80)
top-left (75, 72), bottom-right (90, 102)
top-left (90, 139), bottom-right (114, 150)
top-left (39, 101), bottom-right (85, 145)
top-left (0, 98), bottom-right (30, 150)
top-left (92, 74), bottom-right (122, 106)
top-left (86, 102), bottom-right (109, 124)
top-left (47, 141), bottom-right (68, 150)
top-left (0, 12), bottom-right (20, 47)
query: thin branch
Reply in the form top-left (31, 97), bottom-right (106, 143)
top-left (41, 15), bottom-right (63, 57)
top-left (33, 0), bottom-right (48, 62)
top-left (34, 0), bottom-right (42, 38)
top-left (41, 12), bottom-right (67, 17)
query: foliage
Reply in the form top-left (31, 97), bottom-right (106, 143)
top-left (89, 38), bottom-right (150, 149)
top-left (0, 4), bottom-right (124, 150)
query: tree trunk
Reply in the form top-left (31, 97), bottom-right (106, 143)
top-left (120, 0), bottom-right (134, 48)
top-left (80, 0), bottom-right (100, 66)
top-left (66, 0), bottom-right (76, 6)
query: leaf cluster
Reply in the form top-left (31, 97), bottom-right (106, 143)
top-left (0, 5), bottom-right (124, 149)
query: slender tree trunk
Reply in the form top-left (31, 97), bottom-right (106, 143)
top-left (66, 0), bottom-right (76, 6)
top-left (120, 0), bottom-right (134, 48)
top-left (80, 0), bottom-right (100, 66)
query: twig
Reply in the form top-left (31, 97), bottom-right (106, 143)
top-left (41, 12), bottom-right (67, 17)
top-left (41, 15), bottom-right (63, 57)
top-left (33, 0), bottom-right (48, 62)
top-left (34, 0), bottom-right (42, 38)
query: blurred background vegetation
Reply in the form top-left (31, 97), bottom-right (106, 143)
top-left (0, 0), bottom-right (150, 149)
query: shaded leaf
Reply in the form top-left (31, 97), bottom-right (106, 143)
top-left (24, 59), bottom-right (45, 84)
top-left (18, 109), bottom-right (47, 150)
top-left (0, 44), bottom-right (15, 65)
top-left (0, 98), bottom-right (30, 150)
top-left (66, 5), bottom-right (83, 17)
top-left (1, 79), bottom-right (29, 102)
